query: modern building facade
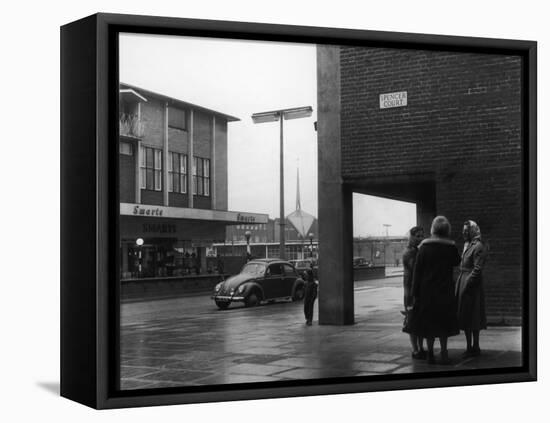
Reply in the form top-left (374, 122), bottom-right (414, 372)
top-left (119, 83), bottom-right (267, 279)
top-left (222, 217), bottom-right (319, 261)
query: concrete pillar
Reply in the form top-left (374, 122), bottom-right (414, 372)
top-left (211, 115), bottom-right (216, 208)
top-left (135, 102), bottom-right (142, 204)
top-left (135, 140), bottom-right (141, 204)
top-left (163, 102), bottom-right (169, 206)
top-left (317, 45), bottom-right (355, 325)
top-left (188, 109), bottom-right (194, 208)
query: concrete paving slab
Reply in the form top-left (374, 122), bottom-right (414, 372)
top-left (119, 276), bottom-right (523, 389)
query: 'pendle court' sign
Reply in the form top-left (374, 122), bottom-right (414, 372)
top-left (379, 91), bottom-right (407, 109)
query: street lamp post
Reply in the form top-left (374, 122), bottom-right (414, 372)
top-left (245, 230), bottom-right (251, 259)
top-left (382, 224), bottom-right (391, 266)
top-left (308, 232), bottom-right (314, 259)
top-left (252, 106), bottom-right (313, 260)
top-left (136, 237), bottom-right (144, 278)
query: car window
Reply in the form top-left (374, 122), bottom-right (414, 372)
top-left (283, 264), bottom-right (295, 276)
top-left (268, 263), bottom-right (282, 275)
top-left (241, 263), bottom-right (266, 275)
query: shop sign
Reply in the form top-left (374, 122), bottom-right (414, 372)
top-left (132, 205), bottom-right (163, 216)
top-left (237, 213), bottom-right (256, 223)
top-left (143, 223), bottom-right (176, 233)
top-left (379, 91), bottom-right (407, 109)
top-left (120, 203), bottom-right (268, 224)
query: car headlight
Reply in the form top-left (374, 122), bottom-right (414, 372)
top-left (214, 282), bottom-right (223, 292)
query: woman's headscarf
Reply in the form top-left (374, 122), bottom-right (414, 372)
top-left (464, 220), bottom-right (481, 240)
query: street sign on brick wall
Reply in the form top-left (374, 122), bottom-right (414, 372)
top-left (379, 91), bottom-right (407, 109)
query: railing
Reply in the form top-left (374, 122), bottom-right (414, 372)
top-left (119, 113), bottom-right (144, 138)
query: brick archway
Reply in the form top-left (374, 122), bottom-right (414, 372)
top-left (317, 44), bottom-right (523, 325)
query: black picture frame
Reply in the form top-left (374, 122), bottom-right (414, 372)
top-left (60, 12), bottom-right (537, 409)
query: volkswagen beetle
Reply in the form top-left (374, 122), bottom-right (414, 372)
top-left (211, 259), bottom-right (306, 309)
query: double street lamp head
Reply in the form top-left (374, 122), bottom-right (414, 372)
top-left (251, 105), bottom-right (313, 260)
top-left (251, 106), bottom-right (313, 124)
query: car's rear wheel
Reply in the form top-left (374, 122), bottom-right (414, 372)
top-left (244, 291), bottom-right (260, 307)
top-left (292, 285), bottom-right (305, 301)
top-left (215, 300), bottom-right (230, 310)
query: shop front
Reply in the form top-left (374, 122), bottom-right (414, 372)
top-left (120, 203), bottom-right (268, 281)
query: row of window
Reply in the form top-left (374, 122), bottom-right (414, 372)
top-left (136, 145), bottom-right (211, 196)
top-left (231, 235), bottom-right (262, 243)
top-left (236, 224), bottom-right (266, 231)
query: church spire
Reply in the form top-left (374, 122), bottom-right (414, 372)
top-left (296, 161), bottom-right (301, 211)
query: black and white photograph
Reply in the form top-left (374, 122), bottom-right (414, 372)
top-left (117, 32), bottom-right (526, 390)
top-left (5, 0), bottom-right (549, 420)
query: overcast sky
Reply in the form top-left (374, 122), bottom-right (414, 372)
top-left (119, 33), bottom-right (415, 237)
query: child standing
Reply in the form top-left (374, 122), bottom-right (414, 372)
top-left (303, 266), bottom-right (318, 326)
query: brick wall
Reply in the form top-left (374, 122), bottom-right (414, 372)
top-left (339, 47), bottom-right (523, 324)
top-left (141, 190), bottom-right (163, 206)
top-left (141, 98), bottom-right (164, 149)
top-left (169, 192), bottom-right (188, 208)
top-left (119, 150), bottom-right (135, 203)
top-left (194, 196), bottom-right (212, 209)
top-left (193, 110), bottom-right (212, 158)
top-left (192, 110), bottom-right (213, 209)
top-left (214, 117), bottom-right (228, 210)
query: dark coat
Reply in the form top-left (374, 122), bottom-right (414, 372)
top-left (456, 238), bottom-right (488, 330)
top-left (303, 269), bottom-right (317, 322)
top-left (402, 245), bottom-right (418, 308)
top-left (409, 237), bottom-right (461, 338)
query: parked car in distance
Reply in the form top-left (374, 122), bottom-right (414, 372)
top-left (289, 258), bottom-right (318, 279)
top-left (211, 258), bottom-right (306, 310)
top-left (353, 256), bottom-right (373, 267)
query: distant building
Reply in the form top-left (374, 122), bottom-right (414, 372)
top-left (353, 236), bottom-right (408, 267)
top-left (221, 167), bottom-right (318, 260)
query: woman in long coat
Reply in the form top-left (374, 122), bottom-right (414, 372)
top-left (456, 220), bottom-right (488, 357)
top-left (410, 216), bottom-right (461, 364)
top-left (402, 226), bottom-right (425, 359)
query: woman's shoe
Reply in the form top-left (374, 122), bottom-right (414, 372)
top-left (439, 351), bottom-right (452, 365)
top-left (461, 348), bottom-right (474, 358)
top-left (412, 350), bottom-right (427, 360)
top-left (470, 347), bottom-right (481, 356)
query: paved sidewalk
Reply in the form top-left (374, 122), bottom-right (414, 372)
top-left (120, 278), bottom-right (522, 390)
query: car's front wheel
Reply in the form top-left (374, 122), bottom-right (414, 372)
top-left (244, 291), bottom-right (261, 307)
top-left (215, 300), bottom-right (230, 310)
top-left (292, 284), bottom-right (305, 301)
